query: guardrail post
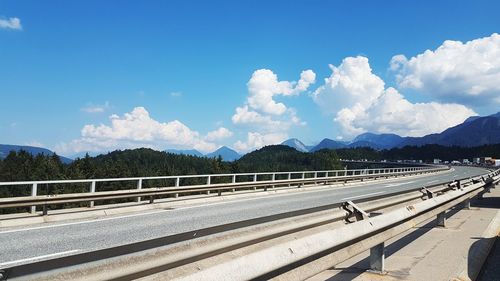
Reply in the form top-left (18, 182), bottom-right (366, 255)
top-left (253, 174), bottom-right (257, 190)
top-left (437, 211), bottom-right (446, 227)
top-left (271, 173), bottom-right (275, 189)
top-left (89, 181), bottom-right (96, 208)
top-left (30, 183), bottom-right (38, 214)
top-left (136, 179), bottom-right (143, 202)
top-left (288, 173), bottom-right (291, 187)
top-left (231, 175), bottom-right (236, 192)
top-left (463, 198), bottom-right (471, 209)
top-left (369, 242), bottom-right (385, 273)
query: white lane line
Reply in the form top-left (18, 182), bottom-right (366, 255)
top-left (341, 191), bottom-right (384, 201)
top-left (427, 180), bottom-right (439, 184)
top-left (383, 181), bottom-right (416, 187)
top-left (0, 249), bottom-right (80, 267)
top-left (0, 209), bottom-right (171, 234)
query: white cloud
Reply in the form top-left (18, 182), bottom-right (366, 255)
top-left (231, 69), bottom-right (313, 149)
top-left (170, 91), bottom-right (182, 97)
top-left (0, 17), bottom-right (22, 30)
top-left (56, 107), bottom-right (217, 155)
top-left (313, 56), bottom-right (384, 115)
top-left (246, 69), bottom-right (316, 115)
top-left (313, 56), bottom-right (476, 138)
top-left (81, 101), bottom-right (110, 113)
top-left (205, 127), bottom-right (233, 141)
top-left (233, 132), bottom-right (287, 153)
top-left (391, 33), bottom-right (500, 106)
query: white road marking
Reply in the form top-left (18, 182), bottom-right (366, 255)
top-left (427, 180), bottom-right (439, 184)
top-left (0, 209), bottom-right (170, 234)
top-left (0, 249), bottom-right (80, 267)
top-left (383, 181), bottom-right (416, 187)
top-left (341, 191), bottom-right (384, 201)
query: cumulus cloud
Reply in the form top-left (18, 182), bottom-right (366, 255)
top-left (0, 17), bottom-right (22, 30)
top-left (56, 107), bottom-right (218, 155)
top-left (231, 69), bottom-right (313, 152)
top-left (233, 132), bottom-right (287, 153)
top-left (391, 33), bottom-right (500, 106)
top-left (205, 127), bottom-right (233, 141)
top-left (246, 69), bottom-right (316, 115)
top-left (313, 56), bottom-right (476, 138)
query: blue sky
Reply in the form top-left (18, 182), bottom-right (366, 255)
top-left (1, 0), bottom-right (499, 156)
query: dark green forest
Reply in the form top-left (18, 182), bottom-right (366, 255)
top-left (0, 144), bottom-right (498, 213)
top-left (1, 143), bottom-right (499, 184)
top-left (335, 144), bottom-right (500, 162)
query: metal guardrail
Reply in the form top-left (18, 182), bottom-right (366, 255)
top-left (0, 166), bottom-right (447, 214)
top-left (2, 168), bottom-right (497, 281)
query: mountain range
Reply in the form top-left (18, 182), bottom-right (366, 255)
top-left (282, 111), bottom-right (500, 152)
top-left (166, 146), bottom-right (241, 161)
top-left (0, 144), bottom-right (73, 164)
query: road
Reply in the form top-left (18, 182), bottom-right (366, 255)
top-left (0, 166), bottom-right (488, 268)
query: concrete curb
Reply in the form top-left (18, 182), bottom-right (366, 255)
top-left (452, 209), bottom-right (500, 281)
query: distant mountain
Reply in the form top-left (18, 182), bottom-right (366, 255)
top-left (0, 144), bottom-right (73, 164)
top-left (399, 112), bottom-right (500, 147)
top-left (281, 138), bottom-right (312, 152)
top-left (165, 149), bottom-right (203, 157)
top-left (205, 146), bottom-right (241, 161)
top-left (351, 133), bottom-right (404, 149)
top-left (348, 140), bottom-right (383, 150)
top-left (69, 151), bottom-right (104, 159)
top-left (309, 138), bottom-right (347, 152)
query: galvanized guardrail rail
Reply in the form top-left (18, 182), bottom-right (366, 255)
top-left (1, 168), bottom-right (496, 281)
top-left (0, 166), bottom-right (446, 215)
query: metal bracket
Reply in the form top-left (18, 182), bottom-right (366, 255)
top-left (420, 187), bottom-right (434, 200)
top-left (448, 180), bottom-right (461, 190)
top-left (341, 200), bottom-right (369, 224)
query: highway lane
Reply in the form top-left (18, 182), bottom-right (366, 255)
top-left (0, 166), bottom-right (488, 268)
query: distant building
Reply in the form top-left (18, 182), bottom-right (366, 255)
top-left (473, 157), bottom-right (480, 164)
top-left (463, 159), bottom-right (470, 164)
top-left (433, 159), bottom-right (441, 164)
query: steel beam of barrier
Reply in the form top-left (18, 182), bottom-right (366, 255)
top-left (0, 165), bottom-right (447, 214)
top-left (164, 171), bottom-right (499, 281)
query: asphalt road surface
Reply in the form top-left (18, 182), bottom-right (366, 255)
top-left (0, 166), bottom-right (489, 268)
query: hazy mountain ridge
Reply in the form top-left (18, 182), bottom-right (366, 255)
top-left (0, 144), bottom-right (73, 164)
top-left (205, 146), bottom-right (241, 161)
top-left (281, 112), bottom-right (500, 151)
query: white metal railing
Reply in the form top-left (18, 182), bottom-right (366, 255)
top-left (0, 166), bottom-right (447, 213)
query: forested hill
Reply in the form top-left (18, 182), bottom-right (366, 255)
top-left (334, 144), bottom-right (500, 162)
top-left (0, 146), bottom-right (343, 182)
top-left (235, 145), bottom-right (342, 172)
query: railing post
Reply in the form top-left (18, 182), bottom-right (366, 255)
top-left (437, 211), bottom-right (446, 227)
top-left (288, 173), bottom-right (291, 187)
top-left (253, 174), bottom-right (257, 190)
top-left (272, 173), bottom-right (275, 189)
top-left (369, 242), bottom-right (385, 273)
top-left (31, 183), bottom-right (38, 214)
top-left (231, 175), bottom-right (236, 192)
top-left (206, 176), bottom-right (211, 194)
top-left (174, 177), bottom-right (180, 198)
top-left (463, 198), bottom-right (471, 209)
top-left (136, 179), bottom-right (143, 202)
top-left (89, 181), bottom-right (96, 208)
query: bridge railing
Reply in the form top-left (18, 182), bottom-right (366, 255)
top-left (0, 166), bottom-right (447, 214)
